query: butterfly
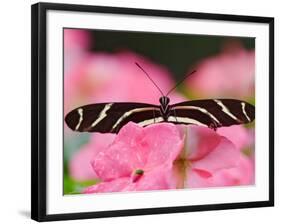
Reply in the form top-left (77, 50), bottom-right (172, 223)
top-left (65, 63), bottom-right (255, 134)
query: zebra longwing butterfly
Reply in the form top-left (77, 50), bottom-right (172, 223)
top-left (65, 63), bottom-right (255, 134)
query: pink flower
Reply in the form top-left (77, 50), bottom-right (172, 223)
top-left (217, 125), bottom-right (254, 151)
top-left (181, 126), bottom-right (254, 188)
top-left (64, 29), bottom-right (91, 51)
top-left (83, 123), bottom-right (254, 193)
top-left (84, 122), bottom-right (185, 193)
top-left (64, 29), bottom-right (91, 74)
top-left (69, 133), bottom-right (115, 181)
top-left (186, 42), bottom-right (255, 99)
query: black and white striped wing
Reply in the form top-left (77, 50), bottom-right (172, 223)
top-left (169, 99), bottom-right (255, 128)
top-left (65, 102), bottom-right (162, 133)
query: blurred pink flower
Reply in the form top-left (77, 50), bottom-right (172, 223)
top-left (84, 122), bottom-right (185, 193)
top-left (64, 29), bottom-right (91, 51)
top-left (217, 125), bottom-right (254, 151)
top-left (182, 126), bottom-right (254, 188)
top-left (64, 51), bottom-right (185, 114)
top-left (64, 29), bottom-right (91, 74)
top-left (186, 42), bottom-right (255, 99)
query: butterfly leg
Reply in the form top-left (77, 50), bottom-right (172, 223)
top-left (153, 110), bottom-right (156, 123)
top-left (172, 109), bottom-right (178, 123)
top-left (209, 121), bottom-right (218, 132)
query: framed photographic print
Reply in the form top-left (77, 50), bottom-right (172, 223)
top-left (31, 2), bottom-right (274, 222)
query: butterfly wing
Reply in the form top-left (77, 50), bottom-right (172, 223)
top-left (169, 99), bottom-right (255, 128)
top-left (65, 102), bottom-right (162, 133)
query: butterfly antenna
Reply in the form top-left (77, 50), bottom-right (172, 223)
top-left (135, 62), bottom-right (165, 96)
top-left (165, 70), bottom-right (196, 96)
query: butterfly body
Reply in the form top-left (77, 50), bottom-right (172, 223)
top-left (159, 96), bottom-right (171, 121)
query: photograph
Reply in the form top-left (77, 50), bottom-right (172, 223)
top-left (63, 28), bottom-right (256, 195)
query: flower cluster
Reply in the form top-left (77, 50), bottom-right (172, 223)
top-left (83, 122), bottom-right (253, 193)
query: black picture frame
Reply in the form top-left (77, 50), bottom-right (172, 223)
top-left (31, 2), bottom-right (274, 222)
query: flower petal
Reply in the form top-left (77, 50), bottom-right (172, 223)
top-left (92, 122), bottom-right (184, 181)
top-left (187, 154), bottom-right (254, 188)
top-left (186, 133), bottom-right (254, 188)
top-left (190, 136), bottom-right (240, 172)
top-left (69, 133), bottom-right (115, 181)
top-left (131, 165), bottom-right (178, 191)
top-left (217, 126), bottom-right (254, 150)
top-left (186, 126), bottom-right (222, 161)
top-left (84, 165), bottom-right (178, 193)
top-left (92, 123), bottom-right (147, 181)
top-left (83, 177), bottom-right (131, 193)
top-left (140, 123), bottom-right (185, 169)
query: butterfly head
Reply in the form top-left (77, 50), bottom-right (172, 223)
top-left (159, 96), bottom-right (170, 107)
